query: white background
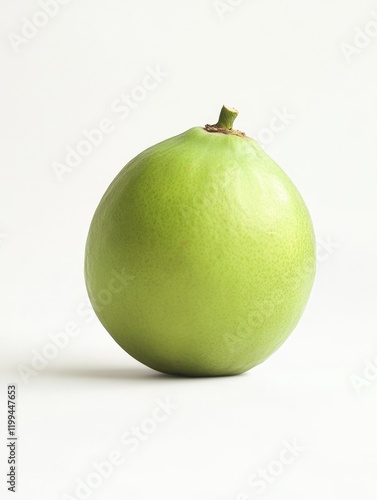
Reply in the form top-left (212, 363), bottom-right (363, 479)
top-left (1, 0), bottom-right (377, 499)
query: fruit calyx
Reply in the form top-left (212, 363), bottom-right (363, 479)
top-left (205, 105), bottom-right (245, 137)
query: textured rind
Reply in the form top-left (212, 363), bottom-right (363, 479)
top-left (85, 127), bottom-right (316, 376)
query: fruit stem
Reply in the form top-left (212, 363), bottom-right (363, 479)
top-left (204, 105), bottom-right (245, 137)
top-left (213, 105), bottom-right (238, 130)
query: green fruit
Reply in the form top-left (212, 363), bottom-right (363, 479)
top-left (85, 105), bottom-right (315, 376)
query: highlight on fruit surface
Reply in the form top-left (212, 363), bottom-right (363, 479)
top-left (84, 105), bottom-right (316, 377)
